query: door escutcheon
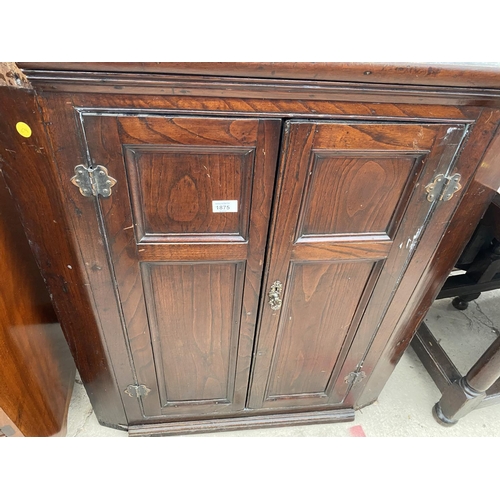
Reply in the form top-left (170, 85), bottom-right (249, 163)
top-left (269, 280), bottom-right (283, 310)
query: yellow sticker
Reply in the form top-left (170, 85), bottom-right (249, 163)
top-left (16, 122), bottom-right (32, 138)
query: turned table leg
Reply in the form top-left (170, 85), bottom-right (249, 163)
top-left (433, 334), bottom-right (500, 425)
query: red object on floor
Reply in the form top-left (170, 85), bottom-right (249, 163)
top-left (348, 425), bottom-right (366, 437)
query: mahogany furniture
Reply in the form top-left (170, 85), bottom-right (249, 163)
top-left (0, 164), bottom-right (75, 437)
top-left (2, 63), bottom-right (500, 436)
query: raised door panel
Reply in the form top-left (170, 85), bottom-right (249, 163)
top-left (248, 120), bottom-right (468, 410)
top-left (143, 262), bottom-right (244, 407)
top-left (297, 153), bottom-right (421, 239)
top-left (266, 261), bottom-right (376, 402)
top-left (125, 146), bottom-right (254, 241)
top-left (82, 115), bottom-right (280, 422)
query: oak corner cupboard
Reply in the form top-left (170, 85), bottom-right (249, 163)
top-left (2, 62), bottom-right (500, 436)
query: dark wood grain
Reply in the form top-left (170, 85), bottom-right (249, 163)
top-left (6, 64), bottom-right (500, 434)
top-left (0, 168), bottom-right (75, 437)
top-left (128, 407), bottom-right (355, 436)
top-left (248, 120), bottom-right (467, 410)
top-left (0, 86), bottom-right (126, 430)
top-left (298, 153), bottom-right (422, 238)
top-left (18, 65), bottom-right (500, 107)
top-left (124, 146), bottom-right (253, 241)
top-left (18, 62), bottom-right (500, 88)
top-left (354, 109), bottom-right (500, 409)
top-left (144, 262), bottom-right (243, 406)
top-left (266, 261), bottom-right (375, 400)
top-left (81, 114), bottom-right (281, 421)
top-left (51, 92), bottom-right (475, 123)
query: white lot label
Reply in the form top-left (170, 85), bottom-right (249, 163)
top-left (212, 200), bottom-right (238, 213)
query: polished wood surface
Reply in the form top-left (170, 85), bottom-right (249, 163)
top-left (128, 407), bottom-right (355, 437)
top-left (80, 114), bottom-right (280, 421)
top-left (18, 62), bottom-right (500, 88)
top-left (248, 120), bottom-right (468, 411)
top-left (356, 109), bottom-right (500, 409)
top-left (0, 169), bottom-right (75, 437)
top-left (0, 85), bottom-right (127, 429)
top-left (4, 64), bottom-right (500, 434)
top-left (129, 147), bottom-right (253, 239)
top-left (145, 263), bottom-right (243, 404)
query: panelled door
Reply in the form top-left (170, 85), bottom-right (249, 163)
top-left (247, 121), bottom-right (467, 410)
top-left (81, 115), bottom-right (467, 422)
top-left (81, 115), bottom-right (281, 421)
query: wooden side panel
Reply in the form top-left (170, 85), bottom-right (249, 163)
top-left (0, 167), bottom-right (75, 437)
top-left (299, 153), bottom-right (421, 238)
top-left (0, 87), bottom-right (124, 431)
top-left (125, 146), bottom-right (254, 241)
top-left (144, 262), bottom-right (244, 406)
top-left (267, 261), bottom-right (376, 399)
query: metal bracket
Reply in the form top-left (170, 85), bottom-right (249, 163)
top-left (425, 173), bottom-right (462, 203)
top-left (344, 371), bottom-right (366, 386)
top-left (71, 164), bottom-right (117, 198)
top-left (125, 384), bottom-right (151, 398)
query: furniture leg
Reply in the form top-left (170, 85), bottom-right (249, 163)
top-left (452, 293), bottom-right (481, 310)
top-left (433, 334), bottom-right (500, 425)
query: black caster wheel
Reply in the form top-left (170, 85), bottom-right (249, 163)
top-left (452, 297), bottom-right (469, 310)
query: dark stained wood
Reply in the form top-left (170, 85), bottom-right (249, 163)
top-left (290, 240), bottom-right (392, 262)
top-left (298, 153), bottom-right (420, 238)
top-left (248, 120), bottom-right (467, 411)
top-left (143, 262), bottom-right (244, 405)
top-left (0, 86), bottom-right (127, 429)
top-left (411, 322), bottom-right (462, 393)
top-left (434, 334), bottom-right (500, 425)
top-left (266, 261), bottom-right (375, 399)
top-left (0, 169), bottom-right (75, 437)
top-left (412, 310), bottom-right (500, 423)
top-left (414, 320), bottom-right (500, 425)
top-left (126, 146), bottom-right (253, 240)
top-left (18, 61), bottom-right (500, 87)
top-left (6, 64), bottom-right (500, 434)
top-left (355, 109), bottom-right (500, 409)
top-left (128, 407), bottom-right (355, 437)
top-left (17, 63), bottom-right (500, 88)
top-left (80, 114), bottom-right (281, 421)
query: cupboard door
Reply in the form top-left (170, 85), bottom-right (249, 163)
top-left (81, 115), bottom-right (280, 421)
top-left (248, 121), bottom-right (468, 410)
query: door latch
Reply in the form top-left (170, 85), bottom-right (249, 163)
top-left (71, 164), bottom-right (117, 198)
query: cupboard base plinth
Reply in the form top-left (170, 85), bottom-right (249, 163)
top-left (127, 408), bottom-right (355, 437)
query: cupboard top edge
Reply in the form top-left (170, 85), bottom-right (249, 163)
top-left (17, 62), bottom-right (500, 90)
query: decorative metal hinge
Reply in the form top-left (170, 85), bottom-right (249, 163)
top-left (425, 173), bottom-right (462, 203)
top-left (344, 370), bottom-right (366, 386)
top-left (125, 384), bottom-right (151, 398)
top-left (70, 164), bottom-right (117, 198)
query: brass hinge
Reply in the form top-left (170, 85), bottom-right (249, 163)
top-left (425, 173), bottom-right (462, 203)
top-left (125, 384), bottom-right (151, 398)
top-left (70, 164), bottom-right (117, 198)
top-left (344, 370), bottom-right (366, 386)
